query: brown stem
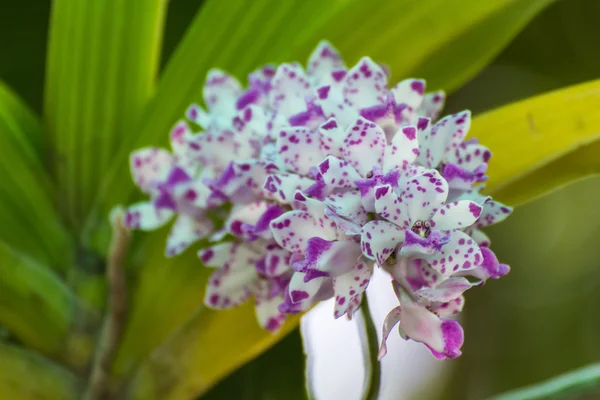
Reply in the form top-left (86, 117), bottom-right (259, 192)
top-left (83, 208), bottom-right (130, 400)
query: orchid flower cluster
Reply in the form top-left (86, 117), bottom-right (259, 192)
top-left (124, 41), bottom-right (512, 360)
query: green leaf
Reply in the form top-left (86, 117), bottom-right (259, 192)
top-left (490, 363), bottom-right (600, 400)
top-left (0, 81), bottom-right (73, 269)
top-left (110, 230), bottom-right (212, 382)
top-left (0, 0), bottom-right (50, 114)
top-left (202, 329), bottom-right (306, 400)
top-left (125, 304), bottom-right (302, 400)
top-left (0, 241), bottom-right (99, 369)
top-left (0, 342), bottom-right (80, 399)
top-left (96, 0), bottom-right (553, 229)
top-left (470, 78), bottom-right (600, 205)
top-left (446, 175), bottom-right (600, 398)
top-left (44, 0), bottom-right (168, 231)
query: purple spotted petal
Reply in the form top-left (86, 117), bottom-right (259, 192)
top-left (360, 220), bottom-right (404, 265)
top-left (318, 118), bottom-right (346, 158)
top-left (277, 127), bottom-right (326, 175)
top-left (373, 184), bottom-right (411, 229)
top-left (269, 63), bottom-right (312, 117)
top-left (415, 277), bottom-right (472, 303)
top-left (203, 69), bottom-right (242, 117)
top-left (243, 205), bottom-right (286, 241)
top-left (288, 271), bottom-right (328, 304)
top-left (332, 259), bottom-right (373, 319)
top-left (254, 279), bottom-right (288, 332)
top-left (461, 246), bottom-right (510, 281)
top-left (470, 228), bottom-right (491, 247)
top-left (476, 199), bottom-right (513, 229)
top-left (445, 141), bottom-right (491, 171)
top-left (444, 110), bottom-right (472, 152)
top-left (169, 121), bottom-right (196, 171)
top-left (123, 202), bottom-right (174, 230)
top-left (355, 168), bottom-right (400, 213)
top-left (431, 200), bottom-right (482, 231)
top-left (263, 173), bottom-right (314, 204)
top-left (399, 229), bottom-right (447, 258)
top-left (418, 91), bottom-right (446, 121)
top-left (399, 169), bottom-right (448, 223)
top-left (186, 103), bottom-right (211, 129)
top-left (203, 243), bottom-right (263, 308)
top-left (343, 57), bottom-right (388, 109)
top-left (441, 163), bottom-right (481, 194)
top-left (342, 117), bottom-right (386, 177)
top-left (323, 190), bottom-right (368, 226)
top-left (429, 295), bottom-right (465, 318)
top-left (424, 231), bottom-right (482, 276)
top-left (416, 111), bottom-right (469, 168)
top-left (130, 148), bottom-right (175, 195)
top-left (391, 78), bottom-right (425, 110)
top-left (307, 41), bottom-right (345, 83)
top-left (225, 201), bottom-right (271, 238)
top-left (294, 237), bottom-right (362, 277)
top-left (397, 294), bottom-right (464, 360)
top-left (382, 125), bottom-right (420, 172)
top-left (261, 245), bottom-right (293, 277)
top-left (165, 214), bottom-right (213, 257)
top-left (317, 156), bottom-right (363, 191)
top-left (271, 210), bottom-right (337, 254)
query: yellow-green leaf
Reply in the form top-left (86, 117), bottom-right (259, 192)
top-left (0, 82), bottom-right (73, 269)
top-left (125, 305), bottom-right (301, 400)
top-left (0, 242), bottom-right (99, 369)
top-left (472, 78), bottom-right (600, 204)
top-left (44, 0), bottom-right (168, 231)
top-left (0, 342), bottom-right (80, 399)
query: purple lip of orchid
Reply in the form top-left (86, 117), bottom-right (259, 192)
top-left (124, 40), bottom-right (512, 358)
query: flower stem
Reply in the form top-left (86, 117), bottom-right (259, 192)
top-left (83, 207), bottom-right (131, 400)
top-left (360, 295), bottom-right (381, 400)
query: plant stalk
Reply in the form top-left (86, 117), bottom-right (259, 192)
top-left (83, 208), bottom-right (130, 400)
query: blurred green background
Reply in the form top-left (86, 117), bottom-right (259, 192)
top-left (1, 0), bottom-right (600, 399)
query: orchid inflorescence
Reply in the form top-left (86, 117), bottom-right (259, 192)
top-left (124, 41), bottom-right (512, 360)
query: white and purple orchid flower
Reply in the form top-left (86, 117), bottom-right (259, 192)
top-left (124, 40), bottom-right (512, 359)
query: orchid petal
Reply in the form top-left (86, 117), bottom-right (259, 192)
top-left (203, 69), bottom-right (242, 117)
top-left (391, 78), bottom-right (425, 110)
top-left (123, 201), bottom-right (174, 230)
top-left (269, 63), bottom-right (312, 117)
top-left (378, 305), bottom-right (402, 360)
top-left (429, 295), bottom-right (465, 318)
top-left (400, 169), bottom-right (448, 223)
top-left (277, 126), bottom-right (326, 175)
top-left (374, 184), bottom-right (411, 229)
top-left (360, 220), bottom-right (404, 265)
top-left (342, 117), bottom-right (387, 177)
top-left (415, 277), bottom-right (472, 303)
top-left (383, 125), bottom-right (420, 172)
top-left (263, 173), bottom-right (314, 204)
top-left (332, 259), bottom-right (373, 319)
top-left (130, 148), bottom-right (174, 195)
top-left (165, 214), bottom-right (213, 257)
top-left (425, 231), bottom-right (482, 276)
top-left (271, 210), bottom-right (336, 254)
top-left (418, 91), bottom-right (446, 121)
top-left (398, 295), bottom-right (463, 360)
top-left (343, 57), bottom-right (388, 109)
top-left (307, 41), bottom-right (345, 83)
top-left (431, 200), bottom-right (482, 231)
